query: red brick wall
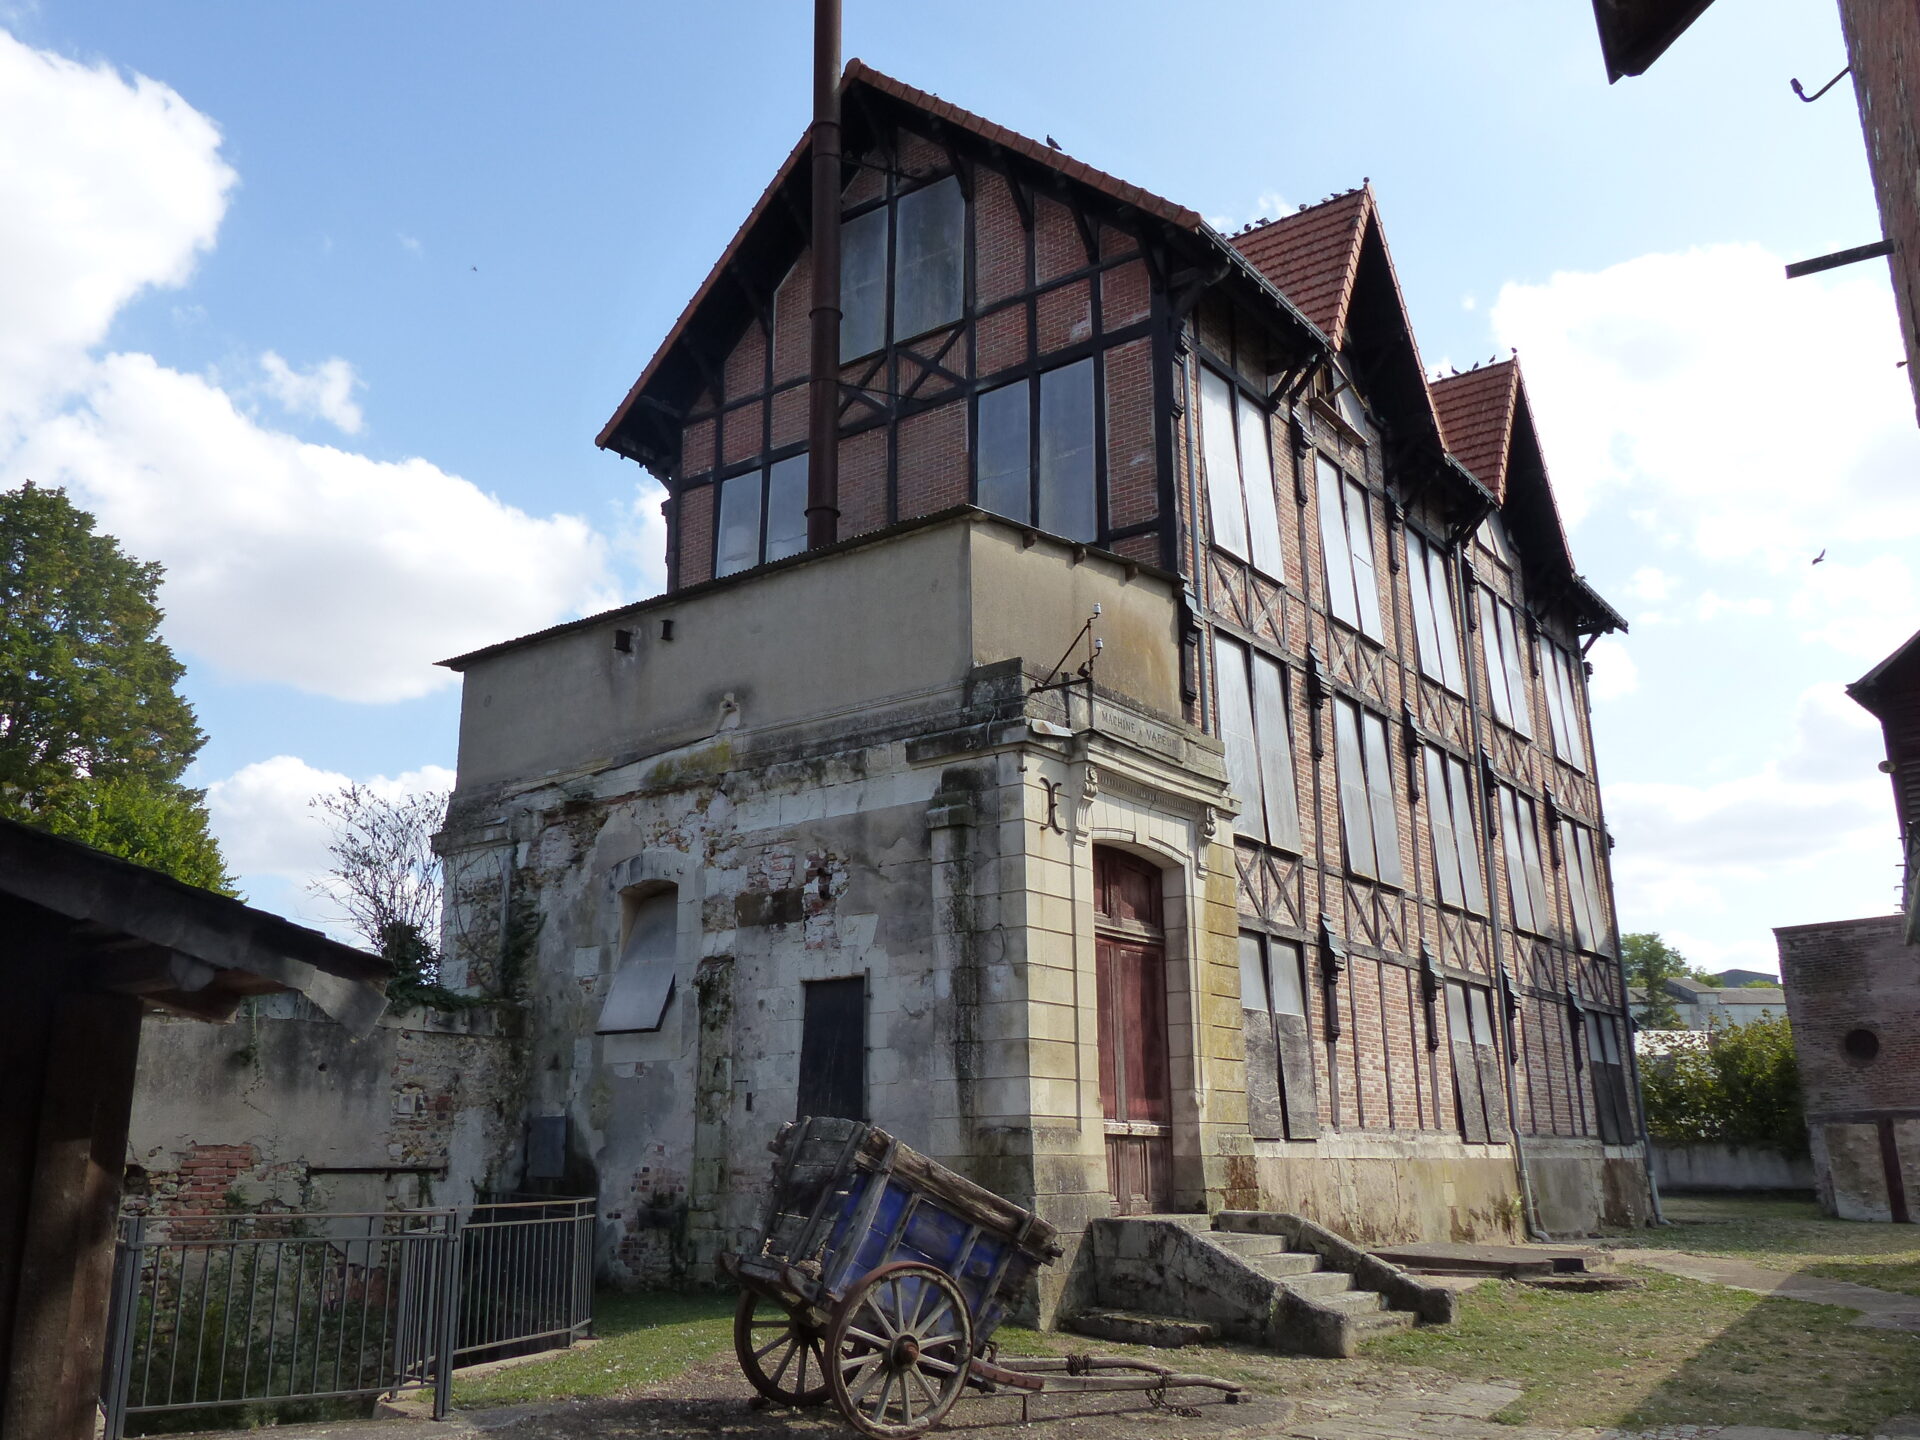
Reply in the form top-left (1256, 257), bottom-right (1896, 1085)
top-left (1777, 914), bottom-right (1920, 1114)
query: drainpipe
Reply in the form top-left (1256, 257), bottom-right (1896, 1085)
top-left (1456, 547), bottom-right (1548, 1243)
top-left (805, 0), bottom-right (841, 549)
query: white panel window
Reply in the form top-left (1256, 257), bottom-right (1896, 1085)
top-left (1498, 786), bottom-right (1549, 936)
top-left (1317, 456), bottom-right (1384, 640)
top-left (1237, 391), bottom-right (1286, 580)
top-left (1478, 590), bottom-right (1534, 738)
top-left (1407, 531), bottom-right (1465, 691)
top-left (1334, 698), bottom-right (1402, 885)
top-left (1213, 635), bottom-right (1302, 852)
top-left (1541, 641), bottom-right (1589, 771)
top-left (1199, 368), bottom-right (1285, 577)
top-left (597, 891), bottom-right (678, 1034)
top-left (1561, 820), bottom-right (1608, 952)
top-left (1424, 747), bottom-right (1485, 913)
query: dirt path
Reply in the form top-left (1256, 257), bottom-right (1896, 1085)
top-left (1628, 1250), bottom-right (1920, 1333)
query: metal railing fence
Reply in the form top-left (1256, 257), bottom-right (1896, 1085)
top-left (100, 1198), bottom-right (592, 1438)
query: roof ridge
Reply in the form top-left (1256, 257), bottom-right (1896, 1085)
top-left (1231, 181), bottom-right (1371, 240)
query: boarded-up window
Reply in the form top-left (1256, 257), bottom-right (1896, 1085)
top-left (1424, 747), bottom-right (1486, 913)
top-left (597, 891), bottom-right (678, 1034)
top-left (1212, 635), bottom-right (1302, 852)
top-left (1498, 786), bottom-right (1549, 936)
top-left (1478, 591), bottom-right (1534, 738)
top-left (1407, 531), bottom-right (1465, 691)
top-left (1334, 698), bottom-right (1403, 885)
top-left (1583, 1011), bottom-right (1630, 1145)
top-left (1447, 979), bottom-right (1511, 1144)
top-left (1240, 932), bottom-right (1318, 1140)
top-left (1316, 456), bottom-right (1384, 640)
top-left (797, 977), bottom-right (866, 1122)
top-left (1540, 640), bottom-right (1588, 771)
top-left (1198, 368), bottom-right (1285, 578)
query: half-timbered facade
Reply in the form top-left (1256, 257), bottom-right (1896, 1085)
top-left (439, 64), bottom-right (1648, 1307)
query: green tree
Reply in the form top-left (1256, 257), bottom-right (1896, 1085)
top-left (1640, 1010), bottom-right (1804, 1155)
top-left (1, 482), bottom-right (234, 891)
top-left (1621, 931), bottom-right (1691, 1028)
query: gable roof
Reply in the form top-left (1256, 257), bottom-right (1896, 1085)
top-left (1229, 190), bottom-right (1369, 340)
top-left (1431, 361), bottom-right (1520, 502)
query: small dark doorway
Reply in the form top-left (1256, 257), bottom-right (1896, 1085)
top-left (797, 977), bottom-right (866, 1121)
top-left (1094, 849), bottom-right (1173, 1215)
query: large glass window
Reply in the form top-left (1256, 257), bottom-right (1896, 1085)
top-left (841, 175), bottom-right (966, 361)
top-left (1407, 531), bottom-right (1465, 691)
top-left (973, 358), bottom-right (1098, 543)
top-left (715, 454), bottom-right (809, 578)
top-left (1423, 747), bottom-right (1485, 913)
top-left (1198, 368), bottom-right (1285, 578)
top-left (1497, 785), bottom-right (1549, 936)
top-left (1316, 456), bottom-right (1384, 640)
top-left (1212, 635), bottom-right (1302, 852)
top-left (1541, 640), bottom-right (1588, 771)
top-left (1478, 591), bottom-right (1534, 738)
top-left (1333, 698), bottom-right (1402, 885)
top-left (1560, 819), bottom-right (1608, 952)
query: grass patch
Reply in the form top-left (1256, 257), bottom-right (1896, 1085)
top-left (452, 1290), bottom-right (736, 1408)
top-left (1607, 1194), bottom-right (1920, 1295)
top-left (1363, 1266), bottom-right (1920, 1431)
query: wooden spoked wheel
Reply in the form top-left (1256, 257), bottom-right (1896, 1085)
top-left (734, 1291), bottom-right (830, 1407)
top-left (826, 1261), bottom-right (975, 1438)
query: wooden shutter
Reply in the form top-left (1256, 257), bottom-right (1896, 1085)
top-left (1451, 757), bottom-right (1487, 913)
top-left (1497, 603), bottom-right (1534, 738)
top-left (1426, 748), bottom-right (1464, 907)
top-left (1200, 368), bottom-right (1248, 559)
top-left (1238, 391), bottom-right (1286, 578)
top-left (1252, 653), bottom-right (1302, 852)
top-left (1478, 590), bottom-right (1513, 726)
top-left (1316, 456), bottom-right (1358, 628)
top-left (1447, 982), bottom-right (1488, 1144)
top-left (1241, 934), bottom-right (1286, 1139)
top-left (1269, 940), bottom-right (1318, 1140)
top-left (1499, 787), bottom-right (1536, 933)
top-left (1213, 636), bottom-right (1265, 845)
top-left (1470, 986), bottom-right (1512, 1144)
top-left (1345, 478), bottom-right (1384, 639)
top-left (1360, 710), bottom-right (1404, 887)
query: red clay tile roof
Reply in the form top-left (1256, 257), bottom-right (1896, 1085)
top-left (1229, 189), bottom-right (1370, 340)
top-left (1430, 361), bottom-right (1519, 501)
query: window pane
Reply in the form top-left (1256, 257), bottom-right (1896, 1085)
top-left (1468, 987), bottom-right (1496, 1049)
top-left (1409, 533), bottom-right (1445, 683)
top-left (1316, 456), bottom-right (1358, 627)
top-left (1237, 391), bottom-right (1285, 578)
top-left (1450, 756), bottom-right (1486, 914)
top-left (1252, 653), bottom-right (1301, 852)
top-left (840, 205), bottom-right (887, 360)
top-left (715, 472), bottom-right (762, 578)
top-left (1269, 939), bottom-right (1305, 1016)
top-left (1575, 826), bottom-right (1607, 951)
top-left (1550, 646), bottom-right (1588, 770)
top-left (1562, 820), bottom-right (1590, 950)
top-left (1037, 359), bottom-right (1097, 541)
top-left (1239, 932), bottom-right (1270, 1014)
top-left (1199, 368), bottom-right (1248, 559)
top-left (1345, 478), bottom-right (1384, 640)
top-left (1361, 709), bottom-right (1403, 886)
top-left (1429, 545), bottom-right (1464, 690)
top-left (1213, 636), bottom-right (1265, 844)
top-left (1334, 699), bottom-right (1377, 877)
top-left (1499, 786), bottom-right (1536, 932)
top-left (1518, 796), bottom-right (1549, 931)
top-left (1479, 590), bottom-right (1513, 727)
top-left (1446, 981), bottom-right (1471, 1041)
top-left (1498, 603), bottom-right (1534, 738)
top-left (764, 454), bottom-right (809, 562)
top-left (1425, 747), bottom-right (1463, 908)
top-left (975, 380), bottom-right (1030, 523)
top-left (894, 176), bottom-right (965, 341)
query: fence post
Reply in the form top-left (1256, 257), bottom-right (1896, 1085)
top-left (433, 1209), bottom-right (462, 1421)
top-left (100, 1214), bottom-right (144, 1440)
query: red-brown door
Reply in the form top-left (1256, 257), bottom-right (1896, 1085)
top-left (1094, 850), bottom-right (1172, 1214)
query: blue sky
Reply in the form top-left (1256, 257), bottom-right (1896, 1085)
top-left (2, 1), bottom-right (1911, 972)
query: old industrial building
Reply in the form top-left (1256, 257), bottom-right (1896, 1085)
top-left (1777, 626), bottom-right (1920, 1223)
top-left (434, 64), bottom-right (1650, 1311)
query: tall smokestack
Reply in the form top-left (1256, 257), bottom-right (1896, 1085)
top-left (805, 0), bottom-right (842, 549)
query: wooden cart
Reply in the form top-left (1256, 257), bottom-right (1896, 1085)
top-left (720, 1117), bottom-right (1244, 1437)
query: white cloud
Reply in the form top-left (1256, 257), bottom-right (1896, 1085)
top-left (206, 755), bottom-right (455, 936)
top-left (1586, 636), bottom-right (1638, 701)
top-left (259, 350), bottom-right (363, 434)
top-left (398, 232), bottom-right (423, 257)
top-left (0, 29), bottom-right (626, 704)
top-left (1626, 566), bottom-right (1676, 603)
top-left (0, 29), bottom-right (233, 420)
top-left (13, 353), bottom-right (609, 701)
top-left (1606, 687), bottom-right (1898, 954)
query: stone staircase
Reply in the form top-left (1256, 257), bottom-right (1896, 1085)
top-left (1068, 1210), bottom-right (1457, 1359)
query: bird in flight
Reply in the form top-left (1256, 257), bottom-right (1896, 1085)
top-left (1812, 549), bottom-right (1826, 565)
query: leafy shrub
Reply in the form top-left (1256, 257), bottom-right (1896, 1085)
top-left (1640, 1011), bottom-right (1805, 1155)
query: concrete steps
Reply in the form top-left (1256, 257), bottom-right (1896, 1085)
top-left (1069, 1211), bottom-right (1455, 1358)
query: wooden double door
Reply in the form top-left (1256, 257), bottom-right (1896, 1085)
top-left (1094, 850), bottom-right (1173, 1215)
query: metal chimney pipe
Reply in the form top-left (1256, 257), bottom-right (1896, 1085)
top-left (805, 0), bottom-right (842, 549)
